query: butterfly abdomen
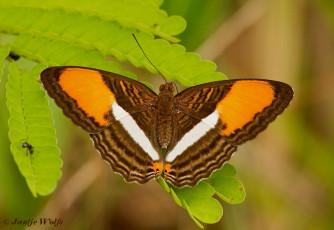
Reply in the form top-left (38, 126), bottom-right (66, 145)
top-left (157, 115), bottom-right (173, 148)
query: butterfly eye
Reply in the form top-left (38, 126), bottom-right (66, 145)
top-left (168, 83), bottom-right (174, 91)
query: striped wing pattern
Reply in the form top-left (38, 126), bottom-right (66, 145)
top-left (164, 80), bottom-right (293, 187)
top-left (164, 128), bottom-right (237, 187)
top-left (90, 120), bottom-right (158, 184)
top-left (41, 67), bottom-right (293, 188)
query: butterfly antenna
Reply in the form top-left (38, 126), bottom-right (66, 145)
top-left (132, 34), bottom-right (168, 84)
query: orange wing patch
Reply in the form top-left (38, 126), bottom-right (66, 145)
top-left (59, 68), bottom-right (115, 126)
top-left (217, 80), bottom-right (275, 135)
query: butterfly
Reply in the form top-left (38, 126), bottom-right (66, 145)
top-left (40, 66), bottom-right (293, 188)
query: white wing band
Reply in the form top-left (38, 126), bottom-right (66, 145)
top-left (112, 102), bottom-right (160, 161)
top-left (166, 111), bottom-right (219, 162)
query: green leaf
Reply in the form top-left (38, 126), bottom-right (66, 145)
top-left (181, 200), bottom-right (205, 229)
top-left (0, 6), bottom-right (225, 87)
top-left (211, 177), bottom-right (246, 204)
top-left (11, 32), bottom-right (136, 78)
top-left (159, 163), bottom-right (246, 227)
top-left (159, 15), bottom-right (186, 36)
top-left (174, 183), bottom-right (222, 224)
top-left (6, 62), bottom-right (62, 196)
top-left (0, 44), bottom-right (10, 82)
top-left (206, 164), bottom-right (246, 204)
top-left (0, 2), bottom-right (185, 42)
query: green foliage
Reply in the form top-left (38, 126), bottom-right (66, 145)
top-left (11, 33), bottom-right (135, 78)
top-left (6, 63), bottom-right (62, 197)
top-left (0, 0), bottom-right (242, 227)
top-left (0, 44), bottom-right (10, 81)
top-left (0, 4), bottom-right (225, 87)
top-left (162, 0), bottom-right (236, 50)
top-left (158, 164), bottom-right (245, 228)
top-left (0, 0), bottom-right (185, 42)
top-left (206, 163), bottom-right (245, 204)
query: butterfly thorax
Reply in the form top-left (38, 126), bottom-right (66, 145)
top-left (156, 83), bottom-right (175, 148)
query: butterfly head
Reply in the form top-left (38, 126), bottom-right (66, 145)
top-left (158, 83), bottom-right (175, 111)
top-left (159, 83), bottom-right (175, 94)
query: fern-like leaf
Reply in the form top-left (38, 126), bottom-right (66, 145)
top-left (0, 44), bottom-right (10, 82)
top-left (11, 33), bottom-right (137, 80)
top-left (0, 1), bottom-right (185, 42)
top-left (6, 62), bottom-right (62, 196)
top-left (0, 6), bottom-right (225, 86)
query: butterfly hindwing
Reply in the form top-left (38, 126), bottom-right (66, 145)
top-left (164, 125), bottom-right (237, 187)
top-left (90, 119), bottom-right (159, 184)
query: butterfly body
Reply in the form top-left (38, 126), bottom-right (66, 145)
top-left (41, 66), bottom-right (293, 188)
top-left (156, 83), bottom-right (175, 148)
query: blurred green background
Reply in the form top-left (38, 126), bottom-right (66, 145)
top-left (1, 0), bottom-right (333, 229)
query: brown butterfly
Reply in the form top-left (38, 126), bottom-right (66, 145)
top-left (40, 66), bottom-right (293, 187)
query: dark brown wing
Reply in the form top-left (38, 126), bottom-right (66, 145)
top-left (41, 66), bottom-right (161, 184)
top-left (164, 79), bottom-right (293, 187)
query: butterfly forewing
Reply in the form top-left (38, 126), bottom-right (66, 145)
top-left (41, 67), bottom-right (158, 132)
top-left (172, 79), bottom-right (293, 145)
